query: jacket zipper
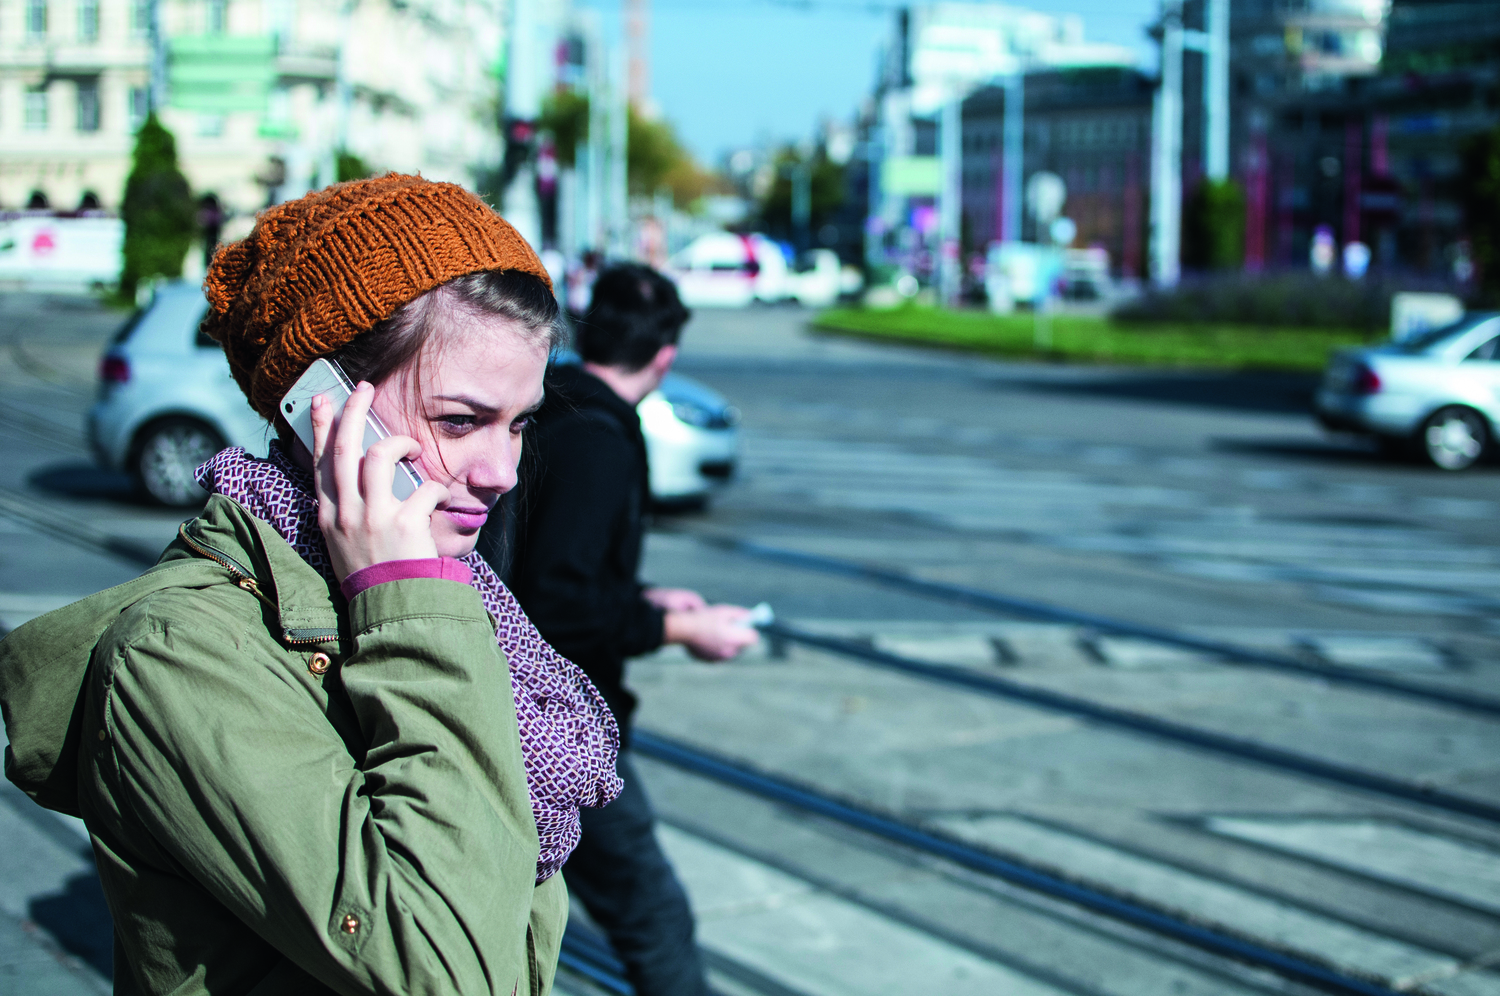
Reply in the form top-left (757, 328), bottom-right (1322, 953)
top-left (176, 523), bottom-right (281, 612)
top-left (177, 501), bottom-right (333, 647)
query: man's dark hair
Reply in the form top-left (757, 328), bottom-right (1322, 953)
top-left (576, 264), bottom-right (690, 371)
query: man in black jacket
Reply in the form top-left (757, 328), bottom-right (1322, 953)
top-left (493, 264), bottom-right (756, 996)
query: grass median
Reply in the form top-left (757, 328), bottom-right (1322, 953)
top-left (813, 305), bottom-right (1380, 371)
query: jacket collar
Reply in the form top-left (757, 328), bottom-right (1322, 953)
top-left (172, 494), bottom-right (342, 645)
top-left (548, 364), bottom-right (642, 436)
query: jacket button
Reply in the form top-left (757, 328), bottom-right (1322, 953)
top-left (340, 913), bottom-right (360, 934)
top-left (308, 652), bottom-right (332, 676)
top-left (97, 730), bottom-right (106, 741)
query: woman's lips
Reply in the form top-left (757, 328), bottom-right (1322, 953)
top-left (441, 507), bottom-right (490, 531)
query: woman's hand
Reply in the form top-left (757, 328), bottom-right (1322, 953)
top-left (311, 381), bottom-right (452, 582)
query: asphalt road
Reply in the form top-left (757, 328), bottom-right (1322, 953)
top-left (1, 294), bottom-right (1498, 995)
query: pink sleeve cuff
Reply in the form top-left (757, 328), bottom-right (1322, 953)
top-left (341, 557), bottom-right (475, 601)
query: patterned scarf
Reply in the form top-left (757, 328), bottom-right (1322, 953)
top-left (196, 444), bottom-right (622, 882)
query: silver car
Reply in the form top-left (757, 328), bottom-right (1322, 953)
top-left (1315, 312), bottom-right (1500, 470)
top-left (92, 282), bottom-right (740, 506)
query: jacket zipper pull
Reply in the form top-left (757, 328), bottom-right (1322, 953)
top-left (236, 576), bottom-right (278, 611)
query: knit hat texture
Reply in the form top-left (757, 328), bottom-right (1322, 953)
top-left (202, 174), bottom-right (551, 422)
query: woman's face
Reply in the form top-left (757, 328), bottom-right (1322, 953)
top-left (369, 311), bottom-right (549, 559)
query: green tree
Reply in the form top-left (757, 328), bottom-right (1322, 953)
top-left (1462, 125), bottom-right (1500, 303)
top-left (120, 114), bottom-right (195, 300)
top-left (628, 107), bottom-right (716, 206)
top-left (539, 89), bottom-right (589, 169)
top-left (537, 92), bottom-right (715, 207)
top-left (336, 151), bottom-right (372, 183)
top-left (1183, 178), bottom-right (1246, 271)
top-left (756, 146), bottom-right (846, 241)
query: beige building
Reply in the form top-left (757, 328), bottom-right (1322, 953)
top-left (0, 0), bottom-right (506, 217)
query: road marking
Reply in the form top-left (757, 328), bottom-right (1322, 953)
top-left (1302, 637), bottom-right (1449, 672)
top-left (657, 824), bottom-right (1070, 996)
top-left (1205, 817), bottom-right (1500, 916)
top-left (931, 813), bottom-right (1460, 988)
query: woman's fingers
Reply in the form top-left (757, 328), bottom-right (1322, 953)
top-left (310, 394), bottom-right (337, 507)
top-left (360, 434), bottom-right (433, 510)
top-left (332, 382), bottom-right (375, 509)
top-left (406, 481), bottom-right (451, 520)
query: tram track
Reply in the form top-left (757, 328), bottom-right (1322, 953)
top-left (629, 730), bottom-right (1411, 996)
top-left (694, 533), bottom-right (1500, 720)
top-left (756, 619), bottom-right (1500, 826)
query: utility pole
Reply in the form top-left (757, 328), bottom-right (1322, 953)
top-left (938, 91), bottom-right (962, 304)
top-left (504, 0), bottom-right (543, 248)
top-left (583, 13), bottom-right (607, 253)
top-left (1205, 0), bottom-right (1229, 181)
top-left (608, 45), bottom-right (629, 258)
top-left (791, 161), bottom-right (812, 254)
top-left (1001, 70), bottom-right (1023, 244)
top-left (625, 0), bottom-right (649, 110)
top-left (148, 0), bottom-right (168, 112)
top-left (1151, 0), bottom-right (1183, 287)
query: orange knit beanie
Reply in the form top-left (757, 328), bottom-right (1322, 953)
top-left (202, 174), bottom-right (552, 422)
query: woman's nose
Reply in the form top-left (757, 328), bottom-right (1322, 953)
top-left (465, 434), bottom-right (519, 495)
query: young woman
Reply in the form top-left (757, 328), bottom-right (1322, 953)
top-left (0, 175), bottom-right (620, 995)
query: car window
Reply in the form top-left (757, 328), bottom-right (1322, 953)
top-left (1398, 316), bottom-right (1490, 353)
top-left (110, 309), bottom-right (146, 345)
top-left (1467, 336), bottom-right (1500, 361)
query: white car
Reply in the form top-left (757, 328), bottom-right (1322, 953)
top-left (91, 282), bottom-right (741, 506)
top-left (1315, 312), bottom-right (1500, 470)
top-left (667, 231), bottom-right (791, 308)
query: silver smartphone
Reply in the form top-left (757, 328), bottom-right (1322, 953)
top-left (278, 358), bottom-right (425, 501)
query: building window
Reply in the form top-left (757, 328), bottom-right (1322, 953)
top-left (77, 80), bottom-right (100, 132)
top-left (131, 0), bottom-right (150, 37)
top-left (197, 113), bottom-right (224, 136)
top-left (25, 86), bottom-right (49, 130)
top-left (207, 0), bottom-right (227, 33)
top-left (129, 87), bottom-right (149, 130)
top-left (26, 0), bottom-right (47, 39)
top-left (78, 0), bottom-right (98, 40)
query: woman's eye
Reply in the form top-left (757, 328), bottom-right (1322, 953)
top-left (510, 416), bottom-right (531, 434)
top-left (436, 415), bottom-right (477, 433)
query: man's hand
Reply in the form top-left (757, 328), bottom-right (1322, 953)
top-left (644, 587), bottom-right (708, 613)
top-left (664, 604), bottom-right (759, 662)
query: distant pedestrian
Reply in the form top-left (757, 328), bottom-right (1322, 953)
top-left (567, 249), bottom-right (602, 318)
top-left (197, 192), bottom-right (224, 268)
top-left (490, 263), bottom-right (758, 996)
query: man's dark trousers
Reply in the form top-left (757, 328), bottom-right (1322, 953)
top-left (565, 754), bottom-right (710, 996)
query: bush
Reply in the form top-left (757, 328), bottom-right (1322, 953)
top-left (120, 114), bottom-right (195, 301)
top-left (1112, 273), bottom-right (1410, 332)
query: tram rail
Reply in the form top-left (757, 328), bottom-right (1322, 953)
top-left (701, 534), bottom-right (1500, 720)
top-left (758, 620), bottom-right (1500, 825)
top-left (630, 730), bottom-right (1408, 996)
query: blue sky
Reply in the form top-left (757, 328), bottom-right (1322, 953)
top-left (574, 0), bottom-right (1160, 164)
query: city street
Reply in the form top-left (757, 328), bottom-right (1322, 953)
top-left (2, 294), bottom-right (1499, 994)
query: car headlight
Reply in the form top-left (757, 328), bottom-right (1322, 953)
top-left (671, 400), bottom-right (716, 428)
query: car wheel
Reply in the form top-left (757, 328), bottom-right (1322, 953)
top-left (1420, 406), bottom-right (1489, 471)
top-left (132, 417), bottom-right (225, 506)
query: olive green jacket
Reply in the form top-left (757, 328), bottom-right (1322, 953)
top-left (0, 495), bottom-right (565, 995)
